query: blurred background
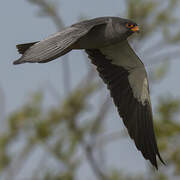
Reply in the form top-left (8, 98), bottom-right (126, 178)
top-left (0, 0), bottom-right (180, 179)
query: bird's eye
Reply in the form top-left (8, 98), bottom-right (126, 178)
top-left (126, 23), bottom-right (134, 28)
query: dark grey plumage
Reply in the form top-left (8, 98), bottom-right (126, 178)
top-left (14, 17), bottom-right (108, 64)
top-left (14, 17), bottom-right (133, 64)
top-left (13, 16), bottom-right (165, 169)
top-left (86, 49), bottom-right (164, 168)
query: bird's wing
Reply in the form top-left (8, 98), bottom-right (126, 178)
top-left (13, 18), bottom-right (108, 65)
top-left (85, 40), bottom-right (164, 169)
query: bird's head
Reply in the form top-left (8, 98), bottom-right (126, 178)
top-left (114, 18), bottom-right (140, 39)
top-left (125, 22), bottom-right (140, 33)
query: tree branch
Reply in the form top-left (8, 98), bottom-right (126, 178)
top-left (83, 144), bottom-right (110, 180)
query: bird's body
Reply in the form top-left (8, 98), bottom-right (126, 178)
top-left (13, 16), bottom-right (165, 169)
top-left (73, 17), bottom-right (132, 49)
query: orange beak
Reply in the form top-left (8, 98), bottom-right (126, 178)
top-left (131, 25), bottom-right (140, 33)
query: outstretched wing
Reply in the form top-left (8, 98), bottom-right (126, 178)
top-left (86, 40), bottom-right (164, 169)
top-left (13, 17), bottom-right (108, 65)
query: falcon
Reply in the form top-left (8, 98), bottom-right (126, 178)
top-left (13, 17), bottom-right (165, 169)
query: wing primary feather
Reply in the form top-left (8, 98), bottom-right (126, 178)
top-left (14, 20), bottom-right (107, 65)
top-left (85, 48), bottom-right (164, 169)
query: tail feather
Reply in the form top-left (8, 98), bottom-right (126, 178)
top-left (16, 42), bottom-right (39, 54)
top-left (13, 42), bottom-right (40, 65)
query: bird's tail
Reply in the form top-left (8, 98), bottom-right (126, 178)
top-left (16, 42), bottom-right (39, 55)
top-left (13, 42), bottom-right (39, 65)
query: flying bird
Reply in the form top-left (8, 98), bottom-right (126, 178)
top-left (13, 17), bottom-right (165, 169)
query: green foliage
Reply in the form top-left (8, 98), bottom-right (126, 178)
top-left (153, 97), bottom-right (180, 177)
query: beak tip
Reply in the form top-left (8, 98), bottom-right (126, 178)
top-left (131, 26), bottom-right (140, 33)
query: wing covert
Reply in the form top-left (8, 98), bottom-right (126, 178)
top-left (14, 19), bottom-right (107, 64)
